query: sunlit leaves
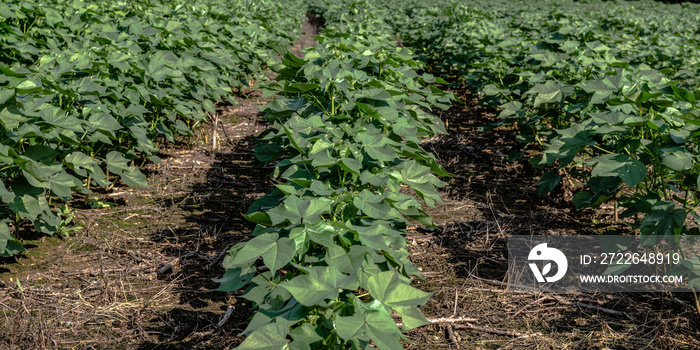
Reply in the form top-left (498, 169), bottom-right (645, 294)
top-left (227, 233), bottom-right (296, 272)
top-left (280, 265), bottom-right (359, 306)
top-left (235, 323), bottom-right (290, 350)
top-left (387, 0), bottom-right (700, 255)
top-left (0, 0), bottom-right (306, 253)
top-left (367, 270), bottom-right (432, 329)
top-left (220, 5), bottom-right (451, 348)
top-left (525, 80), bottom-right (574, 107)
top-left (335, 297), bottom-right (403, 350)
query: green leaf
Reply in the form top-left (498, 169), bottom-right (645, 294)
top-left (230, 233), bottom-right (296, 272)
top-left (640, 202), bottom-right (685, 237)
top-left (267, 196), bottom-right (332, 226)
top-left (89, 113), bottom-right (122, 136)
top-left (525, 80), bottom-right (573, 107)
top-left (662, 151), bottom-right (693, 172)
top-left (400, 160), bottom-right (445, 207)
top-left (280, 265), bottom-right (358, 307)
top-left (0, 89), bottom-right (15, 105)
top-left (23, 145), bottom-right (58, 164)
top-left (10, 193), bottom-right (46, 221)
top-left (590, 154), bottom-right (646, 187)
top-left (119, 167), bottom-right (148, 188)
top-left (240, 273), bottom-right (283, 307)
top-left (286, 82), bottom-right (319, 93)
top-left (541, 126), bottom-right (593, 164)
top-left (304, 220), bottom-right (339, 248)
top-left (244, 211), bottom-right (273, 226)
top-left (215, 266), bottom-right (256, 292)
top-left (243, 299), bottom-right (307, 336)
top-left (367, 270), bottom-right (432, 308)
top-left (105, 151), bottom-right (130, 174)
top-left (0, 220), bottom-right (25, 257)
top-left (235, 323), bottom-right (289, 350)
top-left (393, 305), bottom-right (430, 330)
top-left (289, 323), bottom-right (324, 350)
top-left (335, 297), bottom-right (403, 350)
top-left (537, 170), bottom-right (562, 196)
top-left (65, 152), bottom-right (98, 177)
top-left (498, 101), bottom-right (523, 118)
top-left (353, 190), bottom-right (401, 220)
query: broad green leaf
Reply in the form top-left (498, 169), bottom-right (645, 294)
top-left (119, 167), bottom-right (148, 188)
top-left (105, 151), bottom-right (130, 173)
top-left (89, 113), bottom-right (122, 136)
top-left (235, 323), bottom-right (289, 350)
top-left (0, 220), bottom-right (25, 257)
top-left (242, 299), bottom-right (307, 336)
top-left (640, 202), bottom-right (685, 237)
top-left (0, 89), bottom-right (14, 105)
top-left (289, 323), bottom-right (324, 350)
top-left (267, 195), bottom-right (332, 226)
top-left (305, 220), bottom-right (340, 248)
top-left (64, 152), bottom-right (99, 177)
top-left (662, 151), bottom-right (693, 172)
top-left (10, 193), bottom-right (46, 221)
top-left (244, 211), bottom-right (273, 226)
top-left (230, 233), bottom-right (295, 272)
top-left (215, 266), bottom-right (256, 292)
top-left (591, 154), bottom-right (646, 187)
top-left (353, 190), bottom-right (402, 220)
top-left (525, 80), bottom-right (574, 107)
top-left (335, 298), bottom-right (403, 350)
top-left (280, 265), bottom-right (358, 307)
top-left (23, 145), bottom-right (58, 164)
top-left (367, 270), bottom-right (432, 308)
top-left (400, 160), bottom-right (445, 207)
top-left (393, 305), bottom-right (430, 330)
top-left (537, 170), bottom-right (562, 196)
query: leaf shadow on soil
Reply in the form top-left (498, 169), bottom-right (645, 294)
top-left (135, 20), bottom-right (321, 350)
top-left (133, 99), bottom-right (275, 349)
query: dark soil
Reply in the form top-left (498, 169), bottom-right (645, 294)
top-left (1, 19), bottom-right (699, 350)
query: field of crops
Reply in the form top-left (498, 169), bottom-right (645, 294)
top-left (1, 0), bottom-right (700, 349)
top-left (0, 0), bottom-right (304, 255)
top-left (385, 0), bottom-right (700, 253)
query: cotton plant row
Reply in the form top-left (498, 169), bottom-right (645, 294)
top-left (376, 0), bottom-right (700, 284)
top-left (0, 0), bottom-right (304, 255)
top-left (217, 8), bottom-right (454, 349)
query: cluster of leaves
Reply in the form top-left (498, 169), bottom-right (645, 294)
top-left (366, 0), bottom-right (700, 283)
top-left (0, 0), bottom-right (304, 255)
top-left (217, 7), bottom-right (454, 349)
